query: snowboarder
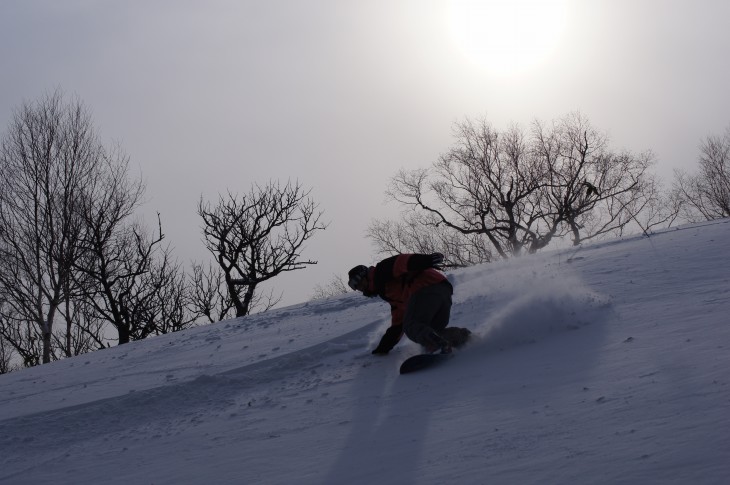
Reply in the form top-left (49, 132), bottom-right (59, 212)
top-left (347, 253), bottom-right (470, 355)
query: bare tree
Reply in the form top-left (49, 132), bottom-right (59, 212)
top-left (138, 249), bottom-right (197, 336)
top-left (532, 113), bottom-right (661, 245)
top-left (143, 240), bottom-right (196, 337)
top-left (51, 306), bottom-right (107, 357)
top-left (67, 138), bottom-right (152, 345)
top-left (189, 261), bottom-right (235, 324)
top-left (311, 275), bottom-right (349, 300)
top-left (0, 295), bottom-right (43, 368)
top-left (673, 126), bottom-right (730, 222)
top-left (77, 211), bottom-right (181, 344)
top-left (381, 115), bottom-right (664, 260)
top-left (0, 90), bottom-right (100, 363)
top-left (55, 299), bottom-right (108, 355)
top-left (71, 143), bottom-right (195, 343)
top-left (0, 302), bottom-right (20, 373)
top-left (198, 180), bottom-right (326, 317)
top-left (0, 91), bottom-right (196, 364)
top-left (387, 118), bottom-right (549, 259)
top-left (189, 261), bottom-right (284, 323)
top-left (0, 334), bottom-right (15, 374)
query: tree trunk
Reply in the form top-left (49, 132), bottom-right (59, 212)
top-left (118, 325), bottom-right (131, 345)
top-left (42, 317), bottom-right (53, 364)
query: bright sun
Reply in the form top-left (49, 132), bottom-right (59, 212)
top-left (448, 0), bottom-right (569, 77)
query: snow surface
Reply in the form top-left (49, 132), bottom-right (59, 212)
top-left (1, 220), bottom-right (729, 485)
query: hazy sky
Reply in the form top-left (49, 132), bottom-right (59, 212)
top-left (2, 0), bottom-right (729, 306)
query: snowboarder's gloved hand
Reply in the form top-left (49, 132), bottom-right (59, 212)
top-left (372, 325), bottom-right (402, 355)
top-left (372, 345), bottom-right (390, 355)
top-left (430, 252), bottom-right (445, 268)
top-left (406, 253), bottom-right (446, 271)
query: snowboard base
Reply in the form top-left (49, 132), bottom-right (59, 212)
top-left (399, 352), bottom-right (453, 374)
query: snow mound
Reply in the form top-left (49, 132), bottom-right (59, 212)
top-left (478, 270), bottom-right (612, 351)
top-left (455, 260), bottom-right (612, 350)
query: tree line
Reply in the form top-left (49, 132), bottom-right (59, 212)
top-left (2, 92), bottom-right (728, 373)
top-left (0, 91), bottom-right (325, 372)
top-left (368, 114), bottom-right (729, 267)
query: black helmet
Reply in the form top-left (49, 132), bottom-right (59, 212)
top-left (347, 265), bottom-right (368, 290)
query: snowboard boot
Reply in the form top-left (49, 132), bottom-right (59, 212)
top-left (423, 330), bottom-right (453, 354)
top-left (440, 327), bottom-right (472, 348)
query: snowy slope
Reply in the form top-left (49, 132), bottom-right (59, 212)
top-left (1, 220), bottom-right (729, 485)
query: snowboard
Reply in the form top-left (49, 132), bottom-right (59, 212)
top-left (399, 352), bottom-right (454, 374)
top-left (399, 327), bottom-right (472, 375)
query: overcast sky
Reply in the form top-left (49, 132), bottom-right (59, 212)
top-left (2, 0), bottom-right (729, 306)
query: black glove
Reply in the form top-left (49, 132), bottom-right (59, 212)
top-left (371, 346), bottom-right (390, 355)
top-left (430, 252), bottom-right (444, 268)
top-left (407, 253), bottom-right (446, 272)
top-left (372, 325), bottom-right (403, 355)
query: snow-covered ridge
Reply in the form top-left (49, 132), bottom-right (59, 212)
top-left (1, 220), bottom-right (729, 484)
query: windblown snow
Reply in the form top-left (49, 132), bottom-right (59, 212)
top-left (1, 220), bottom-right (729, 484)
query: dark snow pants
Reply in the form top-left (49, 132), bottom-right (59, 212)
top-left (403, 281), bottom-right (453, 346)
